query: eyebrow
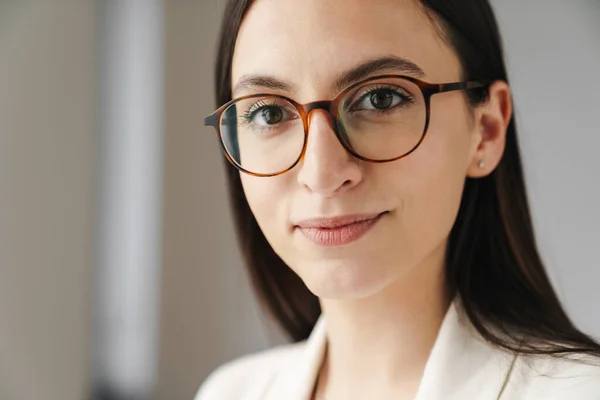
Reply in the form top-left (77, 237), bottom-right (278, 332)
top-left (231, 55), bottom-right (426, 97)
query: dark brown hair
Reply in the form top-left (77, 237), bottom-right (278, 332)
top-left (211, 0), bottom-right (600, 359)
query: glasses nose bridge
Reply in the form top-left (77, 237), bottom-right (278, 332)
top-left (299, 99), bottom-right (355, 164)
top-left (302, 100), bottom-right (336, 127)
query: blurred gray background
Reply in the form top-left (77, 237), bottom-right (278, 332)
top-left (0, 1), bottom-right (598, 399)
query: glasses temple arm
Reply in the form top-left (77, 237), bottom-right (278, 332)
top-left (436, 80), bottom-right (490, 94)
top-left (204, 113), bottom-right (219, 128)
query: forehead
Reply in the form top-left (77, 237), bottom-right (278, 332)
top-left (231, 0), bottom-right (462, 98)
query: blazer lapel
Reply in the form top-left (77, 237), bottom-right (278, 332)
top-left (257, 300), bottom-right (516, 400)
top-left (414, 302), bottom-right (517, 400)
top-left (260, 315), bottom-right (327, 400)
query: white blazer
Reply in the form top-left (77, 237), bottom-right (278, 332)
top-left (195, 301), bottom-right (600, 400)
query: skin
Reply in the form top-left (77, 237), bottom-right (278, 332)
top-left (230, 0), bottom-right (512, 398)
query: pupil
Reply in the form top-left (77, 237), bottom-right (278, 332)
top-left (371, 91), bottom-right (393, 109)
top-left (262, 107), bottom-right (283, 124)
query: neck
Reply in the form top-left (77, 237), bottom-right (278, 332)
top-left (316, 249), bottom-right (453, 400)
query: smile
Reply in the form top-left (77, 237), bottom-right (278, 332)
top-left (294, 212), bottom-right (386, 246)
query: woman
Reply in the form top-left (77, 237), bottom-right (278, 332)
top-left (196, 0), bottom-right (600, 399)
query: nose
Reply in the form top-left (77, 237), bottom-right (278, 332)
top-left (296, 109), bottom-right (362, 197)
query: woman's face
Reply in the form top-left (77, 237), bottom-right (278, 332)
top-left (231, 0), bottom-right (486, 299)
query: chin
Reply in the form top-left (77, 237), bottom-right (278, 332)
top-left (297, 258), bottom-right (400, 300)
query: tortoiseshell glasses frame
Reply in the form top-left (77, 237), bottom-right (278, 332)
top-left (204, 74), bottom-right (489, 177)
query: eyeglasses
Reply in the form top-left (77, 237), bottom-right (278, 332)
top-left (204, 74), bottom-right (488, 177)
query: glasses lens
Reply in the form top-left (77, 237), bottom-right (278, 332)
top-left (337, 77), bottom-right (426, 161)
top-left (220, 96), bottom-right (304, 175)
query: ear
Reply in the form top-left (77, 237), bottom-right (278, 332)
top-left (467, 80), bottom-right (512, 178)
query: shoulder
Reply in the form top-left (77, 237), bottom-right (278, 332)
top-left (508, 353), bottom-right (600, 399)
top-left (193, 341), bottom-right (306, 400)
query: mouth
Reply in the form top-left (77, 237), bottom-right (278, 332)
top-left (294, 212), bottom-right (387, 247)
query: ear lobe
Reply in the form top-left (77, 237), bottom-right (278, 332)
top-left (467, 80), bottom-right (512, 178)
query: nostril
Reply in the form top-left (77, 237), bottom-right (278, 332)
top-left (341, 179), bottom-right (354, 189)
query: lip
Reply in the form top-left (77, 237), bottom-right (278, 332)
top-left (294, 212), bottom-right (386, 246)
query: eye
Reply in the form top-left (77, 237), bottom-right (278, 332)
top-left (257, 106), bottom-right (283, 125)
top-left (369, 90), bottom-right (396, 110)
top-left (352, 87), bottom-right (411, 112)
top-left (240, 99), bottom-right (297, 129)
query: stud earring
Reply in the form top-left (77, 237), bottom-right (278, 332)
top-left (478, 160), bottom-right (486, 169)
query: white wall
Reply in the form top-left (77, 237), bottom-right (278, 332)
top-left (93, 0), bottom-right (164, 397)
top-left (491, 0), bottom-right (600, 337)
top-left (0, 1), bottom-right (94, 399)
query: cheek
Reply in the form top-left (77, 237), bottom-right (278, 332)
top-left (387, 111), bottom-right (473, 249)
top-left (240, 173), bottom-right (291, 243)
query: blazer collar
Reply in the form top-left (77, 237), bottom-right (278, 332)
top-left (260, 300), bottom-right (517, 400)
